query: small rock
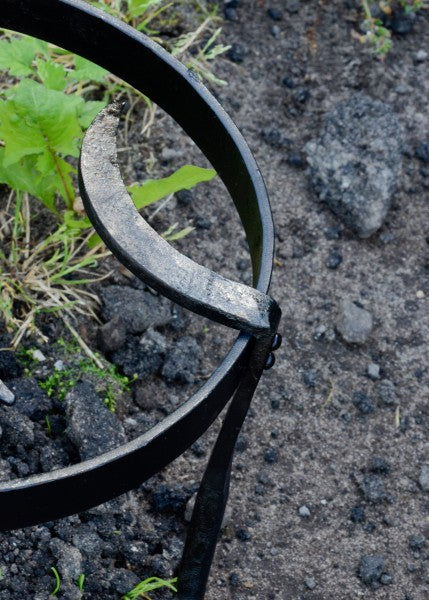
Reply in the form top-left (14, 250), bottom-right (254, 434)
top-left (54, 360), bottom-right (64, 371)
top-left (380, 574), bottom-right (393, 585)
top-left (357, 554), bottom-right (385, 586)
top-left (409, 534), bottom-right (426, 551)
top-left (176, 189), bottom-right (193, 206)
top-left (267, 7), bottom-right (282, 20)
top-left (336, 299), bottom-right (373, 344)
top-left (378, 379), bottom-right (397, 405)
top-left (350, 506), bottom-right (366, 523)
top-left (98, 316), bottom-right (127, 354)
top-left (32, 349), bottom-right (46, 362)
top-left (287, 152), bottom-right (306, 168)
top-left (304, 577), bottom-right (316, 590)
top-left (416, 140), bottom-right (429, 163)
top-left (368, 456), bottom-right (391, 475)
top-left (326, 250), bottom-right (343, 270)
top-left (7, 377), bottom-right (51, 419)
top-left (112, 328), bottom-right (167, 379)
top-left (227, 43), bottom-right (245, 64)
top-left (367, 363), bottom-right (380, 380)
top-left (161, 337), bottom-right (200, 384)
top-left (415, 49), bottom-right (428, 63)
top-left (359, 474), bottom-right (387, 503)
top-left (110, 569), bottom-right (140, 595)
top-left (352, 391), bottom-right (375, 414)
top-left (0, 408), bottom-right (34, 447)
top-left (0, 349), bottom-right (22, 380)
top-left (150, 484), bottom-right (191, 514)
top-left (264, 447), bottom-right (279, 464)
top-left (236, 528), bottom-right (251, 541)
top-left (49, 538), bottom-right (82, 582)
top-left (0, 379), bottom-right (15, 405)
top-left (388, 12), bottom-right (415, 35)
top-left (303, 369), bottom-right (316, 388)
top-left (100, 285), bottom-right (171, 334)
top-left (65, 381), bottom-right (126, 460)
top-left (418, 465), bottom-right (429, 492)
top-left (305, 93), bottom-right (404, 238)
top-left (298, 505), bottom-right (311, 518)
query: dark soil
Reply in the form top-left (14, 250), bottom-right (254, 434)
top-left (1, 1), bottom-right (429, 599)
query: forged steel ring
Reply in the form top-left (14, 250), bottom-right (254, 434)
top-left (1, 1), bottom-right (281, 597)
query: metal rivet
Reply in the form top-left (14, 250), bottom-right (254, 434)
top-left (271, 333), bottom-right (282, 351)
top-left (264, 353), bottom-right (276, 370)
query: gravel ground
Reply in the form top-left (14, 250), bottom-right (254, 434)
top-left (1, 1), bottom-right (429, 599)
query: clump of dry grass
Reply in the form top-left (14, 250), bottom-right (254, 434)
top-left (0, 191), bottom-right (109, 348)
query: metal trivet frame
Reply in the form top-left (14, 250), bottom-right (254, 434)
top-left (1, 2), bottom-right (282, 598)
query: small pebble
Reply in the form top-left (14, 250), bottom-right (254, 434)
top-left (380, 573), bottom-right (393, 585)
top-left (267, 7), bottom-right (282, 20)
top-left (32, 349), bottom-right (46, 362)
top-left (419, 465), bottom-right (429, 492)
top-left (264, 447), bottom-right (279, 464)
top-left (298, 505), bottom-right (311, 518)
top-left (415, 49), bottom-right (428, 62)
top-left (54, 360), bottom-right (65, 371)
top-left (367, 363), bottom-right (380, 380)
top-left (304, 577), bottom-right (316, 590)
top-left (227, 43), bottom-right (245, 64)
top-left (0, 379), bottom-right (15, 405)
top-left (416, 290), bottom-right (425, 299)
top-left (326, 251), bottom-right (343, 270)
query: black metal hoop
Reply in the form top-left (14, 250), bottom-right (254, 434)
top-left (0, 2), bottom-right (281, 597)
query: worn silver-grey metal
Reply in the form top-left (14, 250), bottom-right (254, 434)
top-left (0, 1), bottom-right (282, 598)
top-left (80, 103), bottom-right (280, 337)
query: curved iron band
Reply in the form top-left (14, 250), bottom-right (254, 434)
top-left (80, 104), bottom-right (280, 337)
top-left (0, 0), bottom-right (279, 531)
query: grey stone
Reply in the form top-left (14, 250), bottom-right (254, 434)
top-left (418, 465), bottom-right (429, 492)
top-left (305, 577), bottom-right (316, 590)
top-left (378, 379), bottom-right (397, 405)
top-left (336, 299), bottom-right (373, 344)
top-left (97, 315), bottom-right (127, 353)
top-left (100, 285), bottom-right (171, 334)
top-left (305, 93), bottom-right (404, 238)
top-left (65, 381), bottom-right (126, 460)
top-left (0, 379), bottom-right (14, 405)
top-left (49, 538), bottom-right (82, 582)
top-left (357, 554), bottom-right (385, 586)
top-left (112, 328), bottom-right (167, 379)
top-left (161, 336), bottom-right (200, 384)
top-left (367, 363), bottom-right (380, 380)
top-left (298, 505), bottom-right (311, 518)
top-left (359, 474), bottom-right (388, 503)
top-left (0, 407), bottom-right (34, 447)
top-left (7, 377), bottom-right (52, 420)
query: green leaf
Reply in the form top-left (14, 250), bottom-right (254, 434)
top-left (9, 79), bottom-right (84, 157)
top-left (77, 100), bottom-right (107, 129)
top-left (0, 35), bottom-right (47, 77)
top-left (0, 150), bottom-right (56, 211)
top-left (0, 99), bottom-right (46, 165)
top-left (128, 0), bottom-right (162, 18)
top-left (128, 165), bottom-right (216, 209)
top-left (36, 58), bottom-right (67, 91)
top-left (70, 55), bottom-right (109, 84)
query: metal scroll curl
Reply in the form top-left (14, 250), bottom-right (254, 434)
top-left (0, 1), bottom-right (281, 598)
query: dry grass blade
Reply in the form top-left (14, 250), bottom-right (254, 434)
top-left (0, 194), bottom-right (110, 348)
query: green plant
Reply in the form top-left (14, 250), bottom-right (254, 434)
top-left (77, 573), bottom-right (86, 593)
top-left (0, 1), bottom-right (224, 343)
top-left (36, 338), bottom-right (135, 410)
top-left (358, 0), bottom-right (428, 56)
top-left (51, 567), bottom-right (61, 596)
top-left (122, 576), bottom-right (178, 600)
